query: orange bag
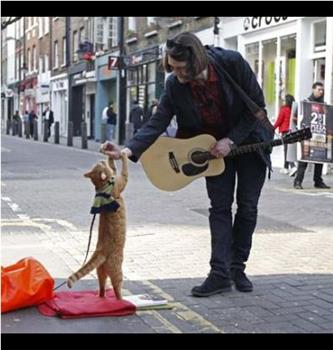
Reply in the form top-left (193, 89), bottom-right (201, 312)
top-left (1, 257), bottom-right (54, 313)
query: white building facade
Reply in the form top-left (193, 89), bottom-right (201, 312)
top-left (220, 17), bottom-right (333, 120)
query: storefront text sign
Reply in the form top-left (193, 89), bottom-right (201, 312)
top-left (243, 17), bottom-right (290, 33)
top-left (298, 101), bottom-right (333, 164)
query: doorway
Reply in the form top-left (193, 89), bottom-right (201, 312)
top-left (72, 85), bottom-right (83, 136)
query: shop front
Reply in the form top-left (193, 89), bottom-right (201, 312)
top-left (68, 62), bottom-right (87, 137)
top-left (222, 17), bottom-right (333, 121)
top-left (36, 71), bottom-right (51, 133)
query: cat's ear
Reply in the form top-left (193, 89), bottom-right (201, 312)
top-left (100, 172), bottom-right (107, 181)
top-left (84, 171), bottom-right (92, 178)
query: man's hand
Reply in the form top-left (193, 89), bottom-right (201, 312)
top-left (210, 137), bottom-right (234, 158)
top-left (100, 142), bottom-right (132, 160)
top-left (100, 142), bottom-right (122, 159)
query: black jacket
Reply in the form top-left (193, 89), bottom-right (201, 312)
top-left (126, 46), bottom-right (274, 167)
top-left (129, 105), bottom-right (144, 130)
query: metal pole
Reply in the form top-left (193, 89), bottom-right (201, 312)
top-left (117, 17), bottom-right (127, 145)
top-left (67, 120), bottom-right (73, 146)
top-left (81, 121), bottom-right (87, 149)
top-left (54, 121), bottom-right (60, 144)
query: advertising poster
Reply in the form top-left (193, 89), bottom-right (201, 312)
top-left (298, 101), bottom-right (333, 164)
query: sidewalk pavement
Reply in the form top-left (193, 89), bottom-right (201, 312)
top-left (1, 133), bottom-right (333, 335)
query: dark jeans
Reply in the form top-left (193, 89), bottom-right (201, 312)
top-left (205, 152), bottom-right (267, 279)
top-left (294, 161), bottom-right (323, 185)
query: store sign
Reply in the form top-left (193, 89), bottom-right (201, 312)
top-left (108, 56), bottom-right (119, 70)
top-left (243, 17), bottom-right (289, 32)
top-left (298, 101), bottom-right (333, 164)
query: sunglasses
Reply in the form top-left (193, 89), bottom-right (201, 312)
top-left (166, 39), bottom-right (189, 51)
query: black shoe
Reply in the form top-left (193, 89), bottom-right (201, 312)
top-left (314, 182), bottom-right (331, 189)
top-left (294, 182), bottom-right (303, 189)
top-left (191, 273), bottom-right (232, 297)
top-left (230, 269), bottom-right (253, 292)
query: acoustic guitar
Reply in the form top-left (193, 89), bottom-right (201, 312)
top-left (140, 128), bottom-right (312, 191)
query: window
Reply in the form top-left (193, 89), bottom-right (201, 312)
top-left (33, 46), bottom-right (37, 71)
top-left (79, 27), bottom-right (85, 43)
top-left (108, 17), bottom-right (118, 48)
top-left (62, 37), bottom-right (66, 65)
top-left (147, 17), bottom-right (156, 26)
top-left (44, 17), bottom-right (49, 35)
top-left (95, 17), bottom-right (105, 49)
top-left (73, 31), bottom-right (78, 61)
top-left (128, 17), bottom-right (136, 32)
top-left (54, 41), bottom-right (59, 68)
top-left (27, 48), bottom-right (31, 72)
top-left (44, 54), bottom-right (49, 72)
top-left (313, 20), bottom-right (326, 52)
top-left (38, 17), bottom-right (44, 38)
top-left (39, 56), bottom-right (44, 73)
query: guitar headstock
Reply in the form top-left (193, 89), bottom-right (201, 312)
top-left (282, 128), bottom-right (312, 144)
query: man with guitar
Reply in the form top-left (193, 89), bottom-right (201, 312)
top-left (101, 32), bottom-right (275, 297)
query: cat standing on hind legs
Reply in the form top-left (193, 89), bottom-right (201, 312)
top-left (67, 151), bottom-right (128, 299)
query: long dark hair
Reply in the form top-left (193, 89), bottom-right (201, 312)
top-left (162, 32), bottom-right (209, 79)
top-left (285, 94), bottom-right (295, 108)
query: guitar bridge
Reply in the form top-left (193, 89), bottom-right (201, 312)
top-left (169, 152), bottom-right (180, 173)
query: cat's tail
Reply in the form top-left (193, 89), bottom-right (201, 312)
top-left (67, 253), bottom-right (106, 288)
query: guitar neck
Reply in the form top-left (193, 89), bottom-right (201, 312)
top-left (226, 138), bottom-right (283, 158)
top-left (199, 138), bottom-right (283, 162)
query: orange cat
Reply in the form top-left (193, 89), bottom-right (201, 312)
top-left (67, 152), bottom-right (128, 299)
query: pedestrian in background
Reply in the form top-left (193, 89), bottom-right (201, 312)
top-left (129, 100), bottom-right (144, 134)
top-left (23, 110), bottom-right (30, 138)
top-left (28, 110), bottom-right (38, 137)
top-left (293, 82), bottom-right (331, 189)
top-left (106, 104), bottom-right (117, 140)
top-left (42, 105), bottom-right (54, 138)
top-left (145, 98), bottom-right (159, 122)
top-left (274, 94), bottom-right (297, 176)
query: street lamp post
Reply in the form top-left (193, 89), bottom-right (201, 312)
top-left (117, 16), bottom-right (127, 145)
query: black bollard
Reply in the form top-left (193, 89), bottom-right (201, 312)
top-left (11, 120), bottom-right (16, 136)
top-left (101, 123), bottom-right (107, 143)
top-left (6, 119), bottom-right (11, 135)
top-left (67, 121), bottom-right (73, 146)
top-left (54, 121), bottom-right (59, 144)
top-left (43, 120), bottom-right (48, 142)
top-left (18, 119), bottom-right (23, 137)
top-left (81, 121), bottom-right (88, 149)
top-left (33, 120), bottom-right (38, 140)
top-left (24, 121), bottom-right (30, 138)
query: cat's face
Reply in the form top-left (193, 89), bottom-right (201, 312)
top-left (84, 160), bottom-right (114, 188)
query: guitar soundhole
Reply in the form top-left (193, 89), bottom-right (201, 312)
top-left (189, 149), bottom-right (208, 165)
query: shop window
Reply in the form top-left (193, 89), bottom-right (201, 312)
top-left (313, 58), bottom-right (325, 83)
top-left (245, 42), bottom-right (259, 81)
top-left (313, 20), bottom-right (326, 52)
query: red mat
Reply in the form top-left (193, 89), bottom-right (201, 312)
top-left (37, 289), bottom-right (136, 319)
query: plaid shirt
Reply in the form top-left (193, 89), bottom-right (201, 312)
top-left (188, 64), bottom-right (229, 140)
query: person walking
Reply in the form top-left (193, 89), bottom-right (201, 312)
top-left (42, 105), bottom-right (54, 138)
top-left (100, 31), bottom-right (274, 297)
top-left (106, 104), bottom-right (117, 140)
top-left (274, 95), bottom-right (297, 175)
top-left (28, 110), bottom-right (38, 137)
top-left (129, 100), bottom-right (145, 134)
top-left (293, 82), bottom-right (331, 189)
